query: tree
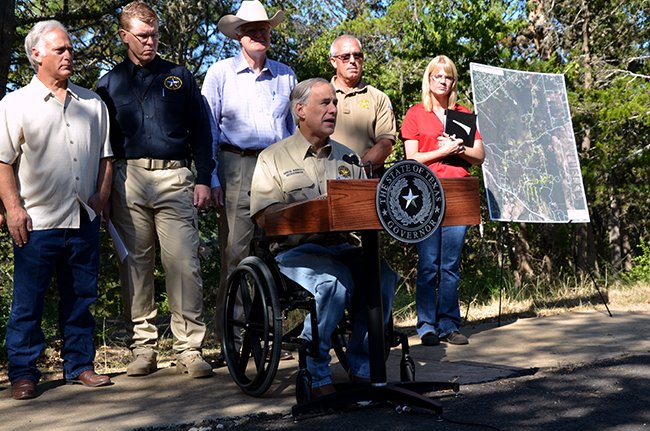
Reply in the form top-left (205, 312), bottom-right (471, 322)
top-left (0, 0), bottom-right (16, 98)
top-left (509, 0), bottom-right (650, 275)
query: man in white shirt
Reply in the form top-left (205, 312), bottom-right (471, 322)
top-left (0, 20), bottom-right (113, 400)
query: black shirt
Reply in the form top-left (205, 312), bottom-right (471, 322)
top-left (96, 56), bottom-right (214, 185)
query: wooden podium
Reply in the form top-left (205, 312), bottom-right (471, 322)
top-left (254, 177), bottom-right (481, 416)
top-left (255, 177), bottom-right (480, 236)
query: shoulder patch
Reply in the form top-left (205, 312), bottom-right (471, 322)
top-left (337, 165), bottom-right (352, 179)
top-left (163, 75), bottom-right (183, 90)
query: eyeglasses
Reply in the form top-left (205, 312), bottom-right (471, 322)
top-left (430, 74), bottom-right (454, 83)
top-left (331, 52), bottom-right (364, 62)
top-left (124, 29), bottom-right (160, 44)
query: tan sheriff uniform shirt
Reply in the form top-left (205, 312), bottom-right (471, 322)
top-left (330, 77), bottom-right (396, 157)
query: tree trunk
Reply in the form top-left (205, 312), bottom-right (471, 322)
top-left (608, 192), bottom-right (623, 269)
top-left (574, 0), bottom-right (598, 275)
top-left (0, 0), bottom-right (16, 98)
top-left (511, 223), bottom-right (535, 286)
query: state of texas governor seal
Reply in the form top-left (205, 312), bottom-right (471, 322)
top-left (376, 160), bottom-right (445, 243)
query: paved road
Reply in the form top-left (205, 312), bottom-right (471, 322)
top-left (2, 308), bottom-right (650, 431)
top-left (203, 354), bottom-right (650, 431)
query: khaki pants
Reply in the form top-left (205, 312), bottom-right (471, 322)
top-left (111, 161), bottom-right (206, 353)
top-left (214, 151), bottom-right (258, 341)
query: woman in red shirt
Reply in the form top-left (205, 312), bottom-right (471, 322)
top-left (400, 55), bottom-right (485, 346)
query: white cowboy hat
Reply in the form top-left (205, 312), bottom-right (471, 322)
top-left (218, 0), bottom-right (284, 39)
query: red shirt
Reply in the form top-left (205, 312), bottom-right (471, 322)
top-left (400, 103), bottom-right (481, 178)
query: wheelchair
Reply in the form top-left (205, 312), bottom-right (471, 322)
top-left (222, 239), bottom-right (416, 403)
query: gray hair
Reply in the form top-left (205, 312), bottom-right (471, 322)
top-left (289, 78), bottom-right (333, 125)
top-left (24, 20), bottom-right (69, 71)
top-left (329, 34), bottom-right (362, 57)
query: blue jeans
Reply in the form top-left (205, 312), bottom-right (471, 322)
top-left (276, 243), bottom-right (397, 388)
top-left (415, 225), bottom-right (467, 338)
top-left (6, 214), bottom-right (101, 383)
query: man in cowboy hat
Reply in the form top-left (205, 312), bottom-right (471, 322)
top-left (201, 0), bottom-right (296, 363)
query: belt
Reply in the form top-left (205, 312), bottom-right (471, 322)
top-left (122, 158), bottom-right (188, 170)
top-left (220, 144), bottom-right (263, 157)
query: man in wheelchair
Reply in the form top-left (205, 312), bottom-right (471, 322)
top-left (249, 78), bottom-right (398, 398)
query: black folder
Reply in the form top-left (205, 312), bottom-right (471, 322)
top-left (442, 109), bottom-right (477, 167)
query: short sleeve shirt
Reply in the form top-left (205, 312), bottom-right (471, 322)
top-left (330, 78), bottom-right (396, 157)
top-left (250, 129), bottom-right (366, 216)
top-left (400, 102), bottom-right (481, 178)
top-left (0, 76), bottom-right (112, 229)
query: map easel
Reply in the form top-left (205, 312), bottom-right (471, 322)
top-left (470, 63), bottom-right (600, 325)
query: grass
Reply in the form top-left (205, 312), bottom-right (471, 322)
top-left (393, 278), bottom-right (650, 331)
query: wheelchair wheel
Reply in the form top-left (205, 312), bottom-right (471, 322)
top-left (223, 256), bottom-right (283, 397)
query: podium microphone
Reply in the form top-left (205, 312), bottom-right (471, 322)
top-left (342, 153), bottom-right (376, 177)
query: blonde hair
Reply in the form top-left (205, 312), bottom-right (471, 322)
top-left (119, 1), bottom-right (159, 30)
top-left (421, 55), bottom-right (458, 111)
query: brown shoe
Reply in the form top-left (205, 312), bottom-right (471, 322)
top-left (67, 370), bottom-right (112, 387)
top-left (11, 379), bottom-right (37, 400)
top-left (311, 383), bottom-right (336, 399)
top-left (440, 331), bottom-right (469, 345)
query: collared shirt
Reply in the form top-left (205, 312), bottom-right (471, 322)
top-left (330, 77), bottom-right (396, 157)
top-left (96, 56), bottom-right (214, 186)
top-left (202, 52), bottom-right (297, 188)
top-left (0, 76), bottom-right (113, 229)
top-left (250, 129), bottom-right (365, 216)
top-left (400, 102), bottom-right (482, 178)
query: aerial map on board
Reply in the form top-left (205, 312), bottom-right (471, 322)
top-left (470, 63), bottom-right (590, 223)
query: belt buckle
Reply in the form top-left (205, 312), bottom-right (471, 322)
top-left (149, 159), bottom-right (165, 169)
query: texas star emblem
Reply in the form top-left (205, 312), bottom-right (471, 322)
top-left (376, 160), bottom-right (445, 243)
top-left (337, 165), bottom-right (351, 179)
top-left (163, 75), bottom-right (183, 90)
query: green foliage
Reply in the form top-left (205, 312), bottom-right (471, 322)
top-left (626, 240), bottom-right (650, 283)
top-left (197, 209), bottom-right (221, 312)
